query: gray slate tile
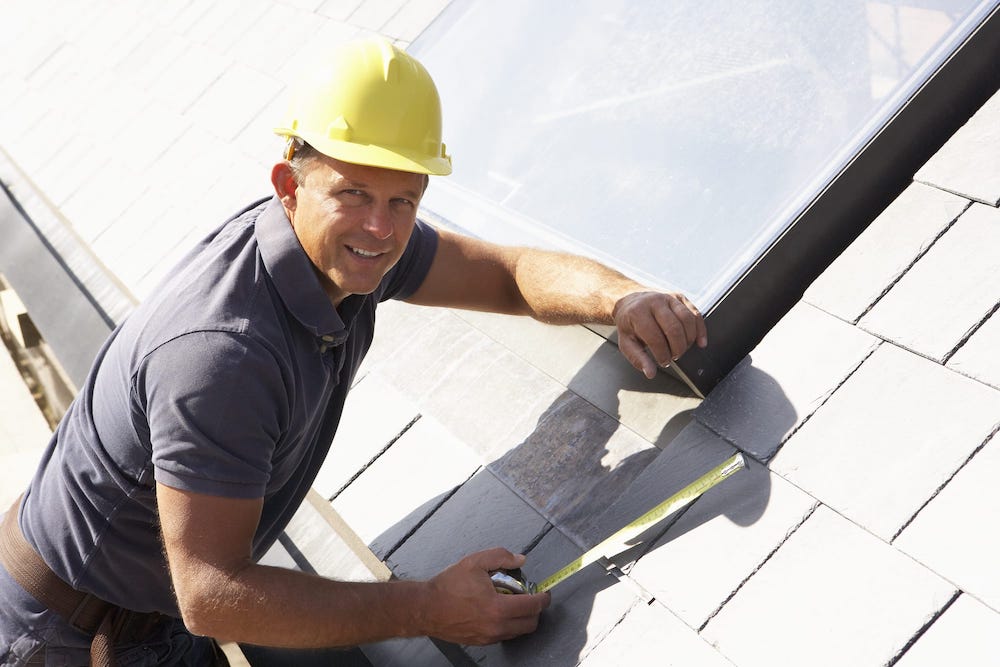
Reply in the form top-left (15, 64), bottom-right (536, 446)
top-left (312, 373), bottom-right (420, 499)
top-left (805, 182), bottom-right (969, 322)
top-left (332, 415), bottom-right (481, 559)
top-left (578, 421), bottom-right (736, 550)
top-left (772, 343), bottom-right (1000, 541)
top-left (567, 344), bottom-right (701, 449)
top-left (374, 308), bottom-right (568, 461)
top-left (702, 506), bottom-right (955, 667)
top-left (362, 637), bottom-right (453, 667)
top-left (895, 436), bottom-right (1000, 611)
top-left (452, 309), bottom-right (605, 392)
top-left (386, 468), bottom-right (549, 581)
top-left (358, 299), bottom-right (448, 378)
top-left (859, 203), bottom-right (1000, 361)
top-left (488, 391), bottom-right (659, 545)
top-left (915, 89), bottom-right (1000, 206)
top-left (464, 528), bottom-right (642, 667)
top-left (948, 308), bottom-right (1000, 390)
top-left (579, 601), bottom-right (736, 667)
top-left (695, 303), bottom-right (879, 460)
top-left (455, 310), bottom-right (700, 448)
top-left (629, 454), bottom-right (818, 629)
top-left (894, 594), bottom-right (1000, 667)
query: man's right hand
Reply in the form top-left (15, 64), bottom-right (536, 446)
top-left (419, 548), bottom-right (551, 645)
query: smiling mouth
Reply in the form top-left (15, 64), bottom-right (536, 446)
top-left (348, 246), bottom-right (383, 258)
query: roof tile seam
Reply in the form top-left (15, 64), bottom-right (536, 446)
top-left (327, 413), bottom-right (422, 501)
top-left (690, 418), bottom-right (741, 453)
top-left (941, 299), bottom-right (1000, 365)
top-left (857, 330), bottom-right (1000, 391)
top-left (912, 178), bottom-right (1000, 208)
top-left (891, 420), bottom-right (1000, 544)
top-left (884, 589), bottom-right (962, 667)
top-left (381, 464), bottom-right (484, 563)
top-left (697, 500), bottom-right (821, 633)
top-left (852, 198), bottom-right (973, 325)
top-left (622, 494), bottom-right (721, 571)
top-left (762, 340), bottom-right (883, 463)
top-left (574, 598), bottom-right (653, 667)
top-left (523, 522), bottom-right (554, 555)
top-left (944, 361), bottom-right (1000, 393)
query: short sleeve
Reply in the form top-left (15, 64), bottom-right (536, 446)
top-left (136, 331), bottom-right (288, 499)
top-left (379, 218), bottom-right (439, 302)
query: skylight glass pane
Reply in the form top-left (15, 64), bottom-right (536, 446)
top-left (411, 0), bottom-right (995, 310)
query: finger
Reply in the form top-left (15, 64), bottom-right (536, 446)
top-left (664, 296), bottom-right (699, 351)
top-left (632, 308), bottom-right (678, 365)
top-left (491, 594), bottom-right (550, 640)
top-left (494, 615), bottom-right (543, 642)
top-left (670, 294), bottom-right (708, 347)
top-left (497, 591), bottom-right (551, 615)
top-left (643, 295), bottom-right (697, 366)
top-left (468, 547), bottom-right (524, 572)
top-left (618, 334), bottom-right (657, 379)
top-left (619, 302), bottom-right (683, 368)
top-left (676, 294), bottom-right (708, 348)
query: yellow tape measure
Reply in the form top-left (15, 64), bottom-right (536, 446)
top-left (492, 452), bottom-right (746, 595)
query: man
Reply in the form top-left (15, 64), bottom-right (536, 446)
top-left (0, 38), bottom-right (706, 665)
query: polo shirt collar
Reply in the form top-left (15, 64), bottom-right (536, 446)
top-left (255, 197), bottom-right (349, 344)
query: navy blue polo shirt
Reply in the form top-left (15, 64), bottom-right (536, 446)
top-left (19, 196), bottom-right (438, 615)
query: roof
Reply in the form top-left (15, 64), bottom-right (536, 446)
top-left (0, 1), bottom-right (997, 665)
top-left (333, 83), bottom-right (1000, 665)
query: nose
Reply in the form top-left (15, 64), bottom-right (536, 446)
top-left (363, 204), bottom-right (394, 240)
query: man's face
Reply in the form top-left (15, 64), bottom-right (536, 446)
top-left (282, 155), bottom-right (426, 305)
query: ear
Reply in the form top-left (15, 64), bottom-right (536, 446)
top-left (271, 162), bottom-right (299, 220)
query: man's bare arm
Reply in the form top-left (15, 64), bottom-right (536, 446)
top-left (406, 229), bottom-right (707, 378)
top-left (157, 483), bottom-right (549, 647)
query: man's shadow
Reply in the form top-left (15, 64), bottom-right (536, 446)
top-left (375, 341), bottom-right (791, 666)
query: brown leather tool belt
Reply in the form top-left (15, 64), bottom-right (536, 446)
top-left (0, 496), bottom-right (164, 667)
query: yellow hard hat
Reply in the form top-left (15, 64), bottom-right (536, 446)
top-left (275, 37), bottom-right (451, 176)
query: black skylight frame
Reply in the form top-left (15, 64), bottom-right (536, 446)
top-left (413, 4), bottom-right (1000, 396)
top-left (674, 4), bottom-right (999, 394)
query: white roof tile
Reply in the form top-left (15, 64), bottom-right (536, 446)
top-left (895, 436), bottom-right (1000, 611)
top-left (915, 91), bottom-right (1000, 206)
top-left (948, 307), bottom-right (1000, 390)
top-left (859, 203), bottom-right (1000, 362)
top-left (702, 506), bottom-right (955, 667)
top-left (695, 303), bottom-right (879, 460)
top-left (895, 594), bottom-right (1000, 667)
top-left (772, 343), bottom-right (1000, 541)
top-left (805, 182), bottom-right (969, 322)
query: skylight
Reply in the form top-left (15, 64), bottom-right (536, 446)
top-left (412, 0), bottom-right (997, 313)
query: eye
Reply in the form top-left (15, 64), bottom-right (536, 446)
top-left (391, 197), bottom-right (415, 209)
top-left (338, 189), bottom-right (369, 205)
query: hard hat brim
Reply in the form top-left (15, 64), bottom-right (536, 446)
top-left (276, 127), bottom-right (452, 176)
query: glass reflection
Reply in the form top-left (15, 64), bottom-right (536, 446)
top-left (412, 0), bottom-right (994, 309)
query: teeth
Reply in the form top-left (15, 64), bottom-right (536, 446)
top-left (349, 246), bottom-right (380, 258)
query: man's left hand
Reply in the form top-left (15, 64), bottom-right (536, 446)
top-left (613, 291), bottom-right (707, 379)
